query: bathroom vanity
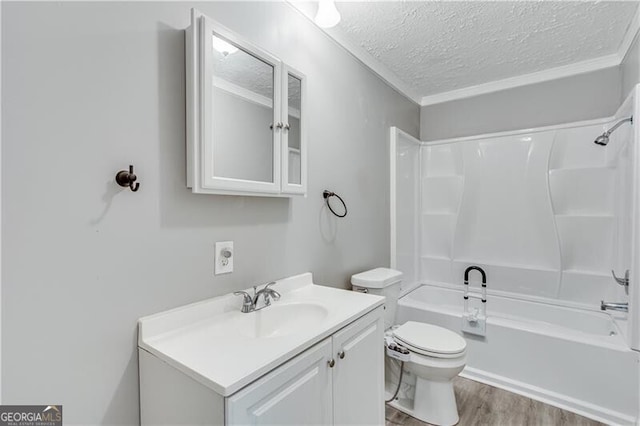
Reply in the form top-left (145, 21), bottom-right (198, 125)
top-left (138, 273), bottom-right (385, 425)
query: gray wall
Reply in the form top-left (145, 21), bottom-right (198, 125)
top-left (420, 67), bottom-right (622, 141)
top-left (1, 2), bottom-right (419, 424)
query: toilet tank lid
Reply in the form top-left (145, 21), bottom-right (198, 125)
top-left (351, 268), bottom-right (402, 288)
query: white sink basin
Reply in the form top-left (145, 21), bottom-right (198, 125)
top-left (138, 273), bottom-right (385, 396)
top-left (236, 303), bottom-right (329, 339)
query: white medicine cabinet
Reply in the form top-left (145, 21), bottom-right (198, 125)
top-left (186, 9), bottom-right (307, 196)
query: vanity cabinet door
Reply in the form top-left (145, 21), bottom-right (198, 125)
top-left (225, 338), bottom-right (333, 425)
top-left (332, 307), bottom-right (385, 425)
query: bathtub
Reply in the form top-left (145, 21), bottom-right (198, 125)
top-left (396, 284), bottom-right (639, 425)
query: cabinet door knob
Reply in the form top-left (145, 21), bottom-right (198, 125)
top-left (276, 122), bottom-right (284, 129)
top-left (328, 359), bottom-right (335, 368)
top-left (338, 351), bottom-right (345, 359)
top-left (284, 123), bottom-right (290, 131)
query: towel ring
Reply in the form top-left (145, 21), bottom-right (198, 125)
top-left (323, 190), bottom-right (347, 218)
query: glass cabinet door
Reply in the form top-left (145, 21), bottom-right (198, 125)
top-left (281, 67), bottom-right (307, 195)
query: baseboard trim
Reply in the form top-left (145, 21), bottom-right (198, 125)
top-left (461, 367), bottom-right (635, 426)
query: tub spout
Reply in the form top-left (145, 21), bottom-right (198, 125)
top-left (600, 301), bottom-right (628, 312)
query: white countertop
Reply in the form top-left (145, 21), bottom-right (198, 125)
top-left (138, 273), bottom-right (384, 396)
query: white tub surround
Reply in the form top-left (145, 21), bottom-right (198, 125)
top-left (392, 86), bottom-right (640, 343)
top-left (138, 273), bottom-right (385, 425)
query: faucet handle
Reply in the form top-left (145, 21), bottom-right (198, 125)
top-left (234, 291), bottom-right (254, 313)
top-left (264, 281), bottom-right (281, 301)
top-left (233, 290), bottom-right (252, 300)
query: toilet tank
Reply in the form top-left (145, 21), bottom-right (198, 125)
top-left (351, 268), bottom-right (403, 329)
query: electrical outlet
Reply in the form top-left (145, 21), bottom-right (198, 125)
top-left (215, 241), bottom-right (233, 275)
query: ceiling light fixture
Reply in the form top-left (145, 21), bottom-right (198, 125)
top-left (315, 0), bottom-right (341, 29)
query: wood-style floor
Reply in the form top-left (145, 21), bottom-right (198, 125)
top-left (385, 377), bottom-right (603, 426)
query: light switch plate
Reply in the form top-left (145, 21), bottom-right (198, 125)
top-left (215, 241), bottom-right (233, 275)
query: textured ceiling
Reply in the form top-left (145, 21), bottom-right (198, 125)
top-left (330, 1), bottom-right (638, 98)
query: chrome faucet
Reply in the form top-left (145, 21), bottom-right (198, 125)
top-left (601, 301), bottom-right (628, 313)
top-left (253, 282), bottom-right (281, 307)
top-left (233, 282), bottom-right (280, 313)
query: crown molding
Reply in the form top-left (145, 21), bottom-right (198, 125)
top-left (419, 53), bottom-right (621, 106)
top-left (287, 1), bottom-right (640, 108)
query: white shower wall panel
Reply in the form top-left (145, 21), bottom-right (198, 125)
top-left (548, 168), bottom-right (614, 215)
top-left (393, 130), bottom-right (420, 289)
top-left (559, 271), bottom-right (611, 305)
top-left (452, 133), bottom-right (560, 272)
top-left (419, 257), bottom-right (451, 285)
top-left (418, 119), bottom-right (631, 307)
top-left (420, 143), bottom-right (463, 177)
top-left (555, 216), bottom-right (614, 273)
top-left (421, 177), bottom-right (462, 214)
top-left (548, 123), bottom-right (611, 170)
top-left (421, 214), bottom-right (455, 258)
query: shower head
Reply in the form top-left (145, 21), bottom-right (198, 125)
top-left (594, 133), bottom-right (609, 146)
top-left (594, 116), bottom-right (633, 146)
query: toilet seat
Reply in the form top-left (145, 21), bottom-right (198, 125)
top-left (393, 321), bottom-right (466, 359)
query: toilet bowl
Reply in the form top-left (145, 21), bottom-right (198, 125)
top-left (392, 321), bottom-right (466, 425)
top-left (351, 268), bottom-right (467, 426)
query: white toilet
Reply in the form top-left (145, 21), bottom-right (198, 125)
top-left (351, 268), bottom-right (466, 426)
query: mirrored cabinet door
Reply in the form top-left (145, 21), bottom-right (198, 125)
top-left (201, 18), bottom-right (282, 194)
top-left (187, 10), bottom-right (283, 196)
top-left (281, 67), bottom-right (307, 195)
top-left (210, 34), bottom-right (276, 185)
